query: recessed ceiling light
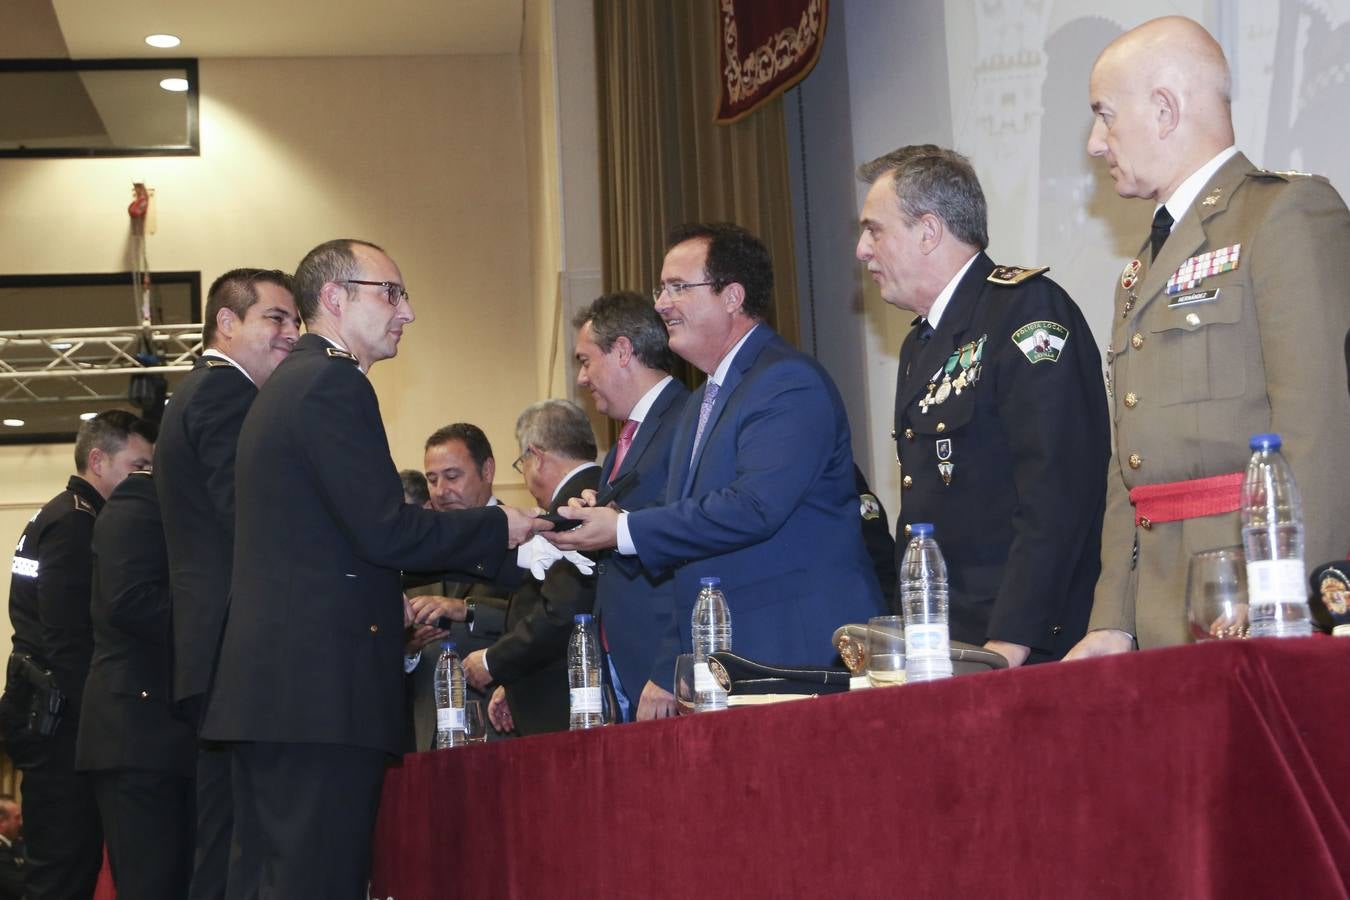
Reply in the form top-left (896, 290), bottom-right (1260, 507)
top-left (2, 419), bottom-right (24, 427)
top-left (79, 412), bottom-right (98, 421)
top-left (159, 77), bottom-right (189, 93)
top-left (145, 34), bottom-right (181, 49)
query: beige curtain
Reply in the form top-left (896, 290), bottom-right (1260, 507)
top-left (595, 0), bottom-right (801, 371)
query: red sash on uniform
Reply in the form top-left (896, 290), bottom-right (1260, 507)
top-left (1129, 472), bottom-right (1243, 528)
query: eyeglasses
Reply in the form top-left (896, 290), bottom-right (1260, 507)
top-left (511, 446), bottom-right (535, 474)
top-left (343, 279), bottom-right (409, 306)
top-left (651, 281), bottom-right (718, 302)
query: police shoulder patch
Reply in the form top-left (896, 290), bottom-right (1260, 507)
top-left (859, 493), bottom-right (882, 521)
top-left (987, 265), bottom-right (1049, 286)
top-left (1011, 320), bottom-right (1069, 364)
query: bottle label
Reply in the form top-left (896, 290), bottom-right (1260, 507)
top-left (437, 707), bottom-right (465, 730)
top-left (905, 624), bottom-right (950, 661)
top-left (1247, 559), bottom-right (1307, 604)
top-left (570, 686), bottom-right (602, 714)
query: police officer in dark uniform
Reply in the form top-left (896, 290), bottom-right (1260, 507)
top-left (77, 469), bottom-right (197, 899)
top-left (1, 409), bottom-right (155, 900)
top-left (153, 267), bottom-right (299, 900)
top-left (856, 145), bottom-right (1109, 665)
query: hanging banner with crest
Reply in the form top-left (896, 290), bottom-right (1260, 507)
top-left (716, 0), bottom-right (828, 123)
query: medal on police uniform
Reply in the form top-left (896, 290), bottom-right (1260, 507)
top-left (936, 438), bottom-right (954, 485)
top-left (934, 374), bottom-right (952, 405)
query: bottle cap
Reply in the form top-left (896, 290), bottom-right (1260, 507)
top-left (441, 640), bottom-right (456, 651)
top-left (573, 613), bottom-right (593, 625)
top-left (909, 523), bottom-right (934, 537)
top-left (1249, 433), bottom-right (1282, 451)
top-left (699, 576), bottom-right (722, 587)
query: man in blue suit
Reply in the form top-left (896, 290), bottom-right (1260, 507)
top-left (571, 292), bottom-right (689, 719)
top-left (553, 223), bottom-right (883, 667)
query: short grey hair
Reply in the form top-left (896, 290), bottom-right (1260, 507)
top-left (571, 291), bottom-right (673, 373)
top-left (515, 400), bottom-right (597, 463)
top-left (857, 145), bottom-right (989, 250)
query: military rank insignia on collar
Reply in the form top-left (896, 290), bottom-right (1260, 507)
top-left (987, 264), bottom-right (1049, 285)
top-left (203, 358), bottom-right (233, 368)
top-left (325, 347), bottom-right (359, 363)
top-left (73, 495), bottom-right (97, 516)
top-left (1012, 321), bottom-right (1068, 364)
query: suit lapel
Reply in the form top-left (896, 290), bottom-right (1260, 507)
top-left (679, 325), bottom-right (774, 499)
top-left (614, 379), bottom-right (681, 482)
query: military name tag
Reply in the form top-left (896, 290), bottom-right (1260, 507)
top-left (1168, 288), bottom-right (1220, 307)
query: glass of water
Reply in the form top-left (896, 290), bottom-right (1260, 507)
top-left (866, 615), bottom-right (906, 687)
top-left (1186, 547), bottom-right (1250, 641)
top-left (464, 700), bottom-right (488, 743)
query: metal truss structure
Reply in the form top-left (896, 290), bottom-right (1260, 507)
top-left (0, 324), bottom-right (202, 405)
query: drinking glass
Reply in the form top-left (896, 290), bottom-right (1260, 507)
top-left (673, 653), bottom-right (696, 714)
top-left (463, 700), bottom-right (487, 743)
top-left (1186, 547), bottom-right (1249, 640)
top-left (866, 615), bottom-right (906, 687)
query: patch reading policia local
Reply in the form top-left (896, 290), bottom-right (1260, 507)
top-left (1012, 321), bottom-right (1068, 364)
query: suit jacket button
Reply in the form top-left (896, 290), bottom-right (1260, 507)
top-left (904, 428), bottom-right (915, 440)
top-left (936, 422), bottom-right (946, 433)
top-left (903, 524), bottom-right (912, 536)
top-left (1131, 332), bottom-right (1144, 350)
top-left (1128, 453), bottom-right (1142, 469)
top-left (902, 475), bottom-right (913, 489)
top-left (1139, 516), bottom-right (1152, 530)
top-left (890, 429), bottom-right (897, 440)
top-left (369, 624), bottom-right (379, 634)
top-left (597, 562), bottom-right (607, 574)
top-left (139, 690), bottom-right (149, 700)
top-left (1050, 625), bottom-right (1063, 636)
top-left (1123, 392), bottom-right (1138, 408)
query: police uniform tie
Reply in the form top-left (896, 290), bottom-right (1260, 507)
top-left (1150, 205), bottom-right (1174, 261)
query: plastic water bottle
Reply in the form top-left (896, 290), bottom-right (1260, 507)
top-left (568, 614), bottom-right (604, 730)
top-left (433, 641), bottom-right (467, 749)
top-left (1242, 433), bottom-right (1312, 638)
top-left (900, 524), bottom-right (953, 682)
top-left (691, 576), bottom-right (732, 711)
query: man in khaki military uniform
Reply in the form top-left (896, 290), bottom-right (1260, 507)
top-left (1067, 15), bottom-right (1350, 656)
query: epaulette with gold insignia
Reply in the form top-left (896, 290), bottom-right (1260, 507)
top-left (325, 347), bottom-right (359, 363)
top-left (203, 358), bottom-right (233, 368)
top-left (73, 495), bottom-right (97, 516)
top-left (987, 265), bottom-right (1049, 286)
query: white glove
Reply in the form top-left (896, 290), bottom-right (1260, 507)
top-left (516, 535), bottom-right (595, 580)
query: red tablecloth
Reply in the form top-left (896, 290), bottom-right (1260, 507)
top-left (370, 639), bottom-right (1350, 900)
